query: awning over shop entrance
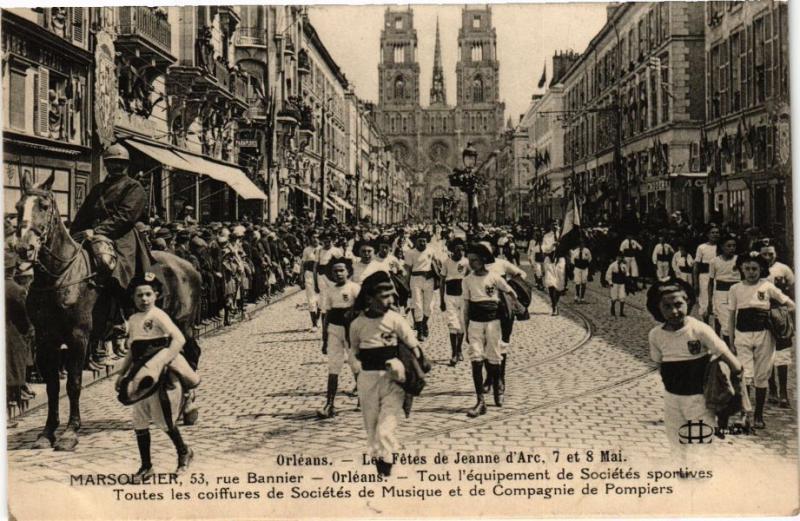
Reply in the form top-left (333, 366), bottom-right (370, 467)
top-left (293, 185), bottom-right (320, 202)
top-left (125, 139), bottom-right (267, 201)
top-left (329, 193), bottom-right (353, 211)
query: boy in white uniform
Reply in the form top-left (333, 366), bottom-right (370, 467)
top-left (351, 240), bottom-right (382, 284)
top-left (729, 253), bottom-right (794, 428)
top-left (439, 238), bottom-right (470, 366)
top-left (761, 240), bottom-right (795, 408)
top-left (619, 234), bottom-right (643, 289)
top-left (317, 233), bottom-right (345, 329)
top-left (527, 229), bottom-right (545, 290)
top-left (300, 234), bottom-right (321, 331)
top-left (570, 237), bottom-right (592, 303)
top-left (693, 226), bottom-right (720, 319)
top-left (350, 271), bottom-right (421, 477)
top-left (318, 257), bottom-right (360, 419)
top-left (605, 253), bottom-right (629, 317)
top-left (672, 243), bottom-right (694, 286)
top-left (652, 235), bottom-right (675, 282)
top-left (706, 235), bottom-right (740, 343)
top-left (463, 243), bottom-right (517, 415)
top-left (404, 231), bottom-right (437, 341)
top-left (647, 279), bottom-right (742, 453)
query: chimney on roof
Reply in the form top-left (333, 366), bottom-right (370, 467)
top-left (551, 50), bottom-right (580, 86)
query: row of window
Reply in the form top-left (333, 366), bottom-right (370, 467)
top-left (706, 4), bottom-right (788, 121)
top-left (566, 3), bottom-right (671, 111)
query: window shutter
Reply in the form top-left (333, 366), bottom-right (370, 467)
top-left (35, 67), bottom-right (50, 136)
top-left (70, 7), bottom-right (85, 46)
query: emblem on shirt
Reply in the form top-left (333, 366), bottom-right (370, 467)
top-left (757, 291), bottom-right (766, 301)
top-left (380, 332), bottom-right (396, 345)
top-left (457, 264), bottom-right (464, 273)
top-left (143, 319), bottom-right (154, 332)
top-left (485, 285), bottom-right (495, 297)
top-left (342, 294), bottom-right (349, 302)
top-left (687, 340), bottom-right (702, 355)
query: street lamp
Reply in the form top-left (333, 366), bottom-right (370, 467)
top-left (449, 142), bottom-right (483, 237)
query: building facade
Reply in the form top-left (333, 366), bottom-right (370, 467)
top-left (375, 6), bottom-right (505, 221)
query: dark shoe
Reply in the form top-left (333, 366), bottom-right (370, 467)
top-left (449, 356), bottom-right (458, 367)
top-left (375, 458), bottom-right (393, 476)
top-left (768, 392), bottom-right (780, 405)
top-left (457, 352), bottom-right (464, 362)
top-left (466, 398), bottom-right (487, 418)
top-left (317, 403), bottom-right (335, 419)
top-left (493, 379), bottom-right (505, 407)
top-left (134, 465), bottom-right (154, 483)
top-left (619, 312), bottom-right (626, 317)
top-left (753, 418), bottom-right (766, 430)
top-left (176, 448), bottom-right (194, 475)
top-left (779, 398), bottom-right (791, 409)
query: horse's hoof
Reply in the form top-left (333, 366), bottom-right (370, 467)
top-left (183, 409), bottom-right (199, 426)
top-left (54, 434), bottom-right (78, 452)
top-left (33, 435), bottom-right (54, 450)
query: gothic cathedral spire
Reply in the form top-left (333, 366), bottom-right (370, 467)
top-left (430, 17), bottom-right (446, 105)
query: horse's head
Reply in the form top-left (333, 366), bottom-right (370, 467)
top-left (16, 170), bottom-right (58, 263)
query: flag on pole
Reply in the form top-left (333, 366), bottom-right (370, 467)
top-left (537, 61), bottom-right (547, 89)
top-left (558, 192), bottom-right (581, 256)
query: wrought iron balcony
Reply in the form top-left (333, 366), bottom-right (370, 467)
top-left (116, 7), bottom-right (174, 65)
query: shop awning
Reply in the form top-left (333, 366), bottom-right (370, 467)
top-left (173, 151), bottom-right (267, 200)
top-left (329, 193), bottom-right (354, 211)
top-left (669, 171), bottom-right (708, 179)
top-left (126, 139), bottom-right (267, 201)
top-left (326, 197), bottom-right (342, 212)
top-left (294, 185), bottom-right (320, 202)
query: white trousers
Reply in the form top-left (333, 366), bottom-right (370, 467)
top-left (444, 294), bottom-right (464, 332)
top-left (663, 391), bottom-right (716, 455)
top-left (304, 271), bottom-right (318, 312)
top-left (410, 276), bottom-right (434, 322)
top-left (735, 329), bottom-right (775, 388)
top-left (573, 268), bottom-right (589, 285)
top-left (610, 283), bottom-right (626, 302)
top-left (466, 319), bottom-right (502, 364)
top-left (676, 270), bottom-right (693, 286)
top-left (328, 325), bottom-right (357, 376)
top-left (697, 273), bottom-right (711, 315)
top-left (357, 370), bottom-right (404, 460)
top-left (624, 256), bottom-right (639, 278)
top-left (318, 275), bottom-right (332, 313)
top-left (656, 261), bottom-right (671, 281)
top-left (713, 291), bottom-right (731, 337)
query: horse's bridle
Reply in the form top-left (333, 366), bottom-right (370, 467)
top-left (19, 189), bottom-right (84, 281)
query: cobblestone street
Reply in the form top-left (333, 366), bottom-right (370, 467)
top-left (8, 265), bottom-right (798, 486)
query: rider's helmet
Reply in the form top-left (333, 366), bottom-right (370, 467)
top-left (103, 143), bottom-right (130, 162)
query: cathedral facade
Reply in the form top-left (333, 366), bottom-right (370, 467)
top-left (375, 6), bottom-right (506, 221)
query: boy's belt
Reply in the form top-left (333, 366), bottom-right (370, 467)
top-left (358, 346), bottom-right (398, 371)
top-left (574, 259), bottom-right (589, 269)
top-left (623, 249), bottom-right (636, 257)
top-left (736, 308), bottom-right (770, 332)
top-left (468, 301), bottom-right (499, 322)
top-left (411, 270), bottom-right (433, 279)
top-left (316, 263), bottom-right (328, 274)
top-left (302, 261), bottom-right (316, 271)
top-left (679, 266), bottom-right (693, 274)
top-left (445, 279), bottom-right (463, 296)
top-left (131, 336), bottom-right (170, 362)
top-left (696, 262), bottom-right (710, 273)
top-left (715, 280), bottom-right (737, 291)
top-left (534, 253), bottom-right (544, 262)
top-left (657, 254), bottom-right (672, 262)
top-left (327, 307), bottom-right (349, 327)
top-left (611, 272), bottom-right (626, 284)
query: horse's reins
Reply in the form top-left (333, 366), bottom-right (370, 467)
top-left (22, 189), bottom-right (98, 292)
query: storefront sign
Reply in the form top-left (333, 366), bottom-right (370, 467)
top-left (647, 179), bottom-right (669, 192)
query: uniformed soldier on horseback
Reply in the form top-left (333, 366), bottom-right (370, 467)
top-left (70, 142), bottom-right (152, 368)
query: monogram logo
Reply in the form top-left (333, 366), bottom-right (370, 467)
top-left (143, 319), bottom-right (154, 332)
top-left (757, 291), bottom-right (766, 301)
top-left (687, 340), bottom-right (702, 355)
top-left (485, 286), bottom-right (495, 297)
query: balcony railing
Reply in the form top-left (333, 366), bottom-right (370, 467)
top-left (117, 7), bottom-right (171, 56)
top-left (237, 26), bottom-right (266, 46)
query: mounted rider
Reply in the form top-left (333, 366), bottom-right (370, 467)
top-left (70, 142), bottom-right (152, 363)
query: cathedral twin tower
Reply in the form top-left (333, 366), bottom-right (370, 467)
top-left (375, 6), bottom-right (505, 219)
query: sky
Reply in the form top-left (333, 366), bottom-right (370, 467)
top-left (308, 2), bottom-right (608, 127)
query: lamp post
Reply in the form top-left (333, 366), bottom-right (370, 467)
top-left (449, 142), bottom-right (481, 236)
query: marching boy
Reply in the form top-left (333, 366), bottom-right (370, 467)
top-left (350, 271), bottom-right (422, 477)
top-left (672, 242), bottom-right (694, 287)
top-left (570, 236), bottom-right (592, 303)
top-left (605, 252), bottom-right (629, 317)
top-left (652, 235), bottom-right (675, 282)
top-left (647, 279), bottom-right (742, 452)
top-left (318, 256), bottom-right (361, 419)
top-left (439, 237), bottom-right (470, 366)
top-left (462, 243), bottom-right (517, 415)
top-left (116, 272), bottom-right (199, 480)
